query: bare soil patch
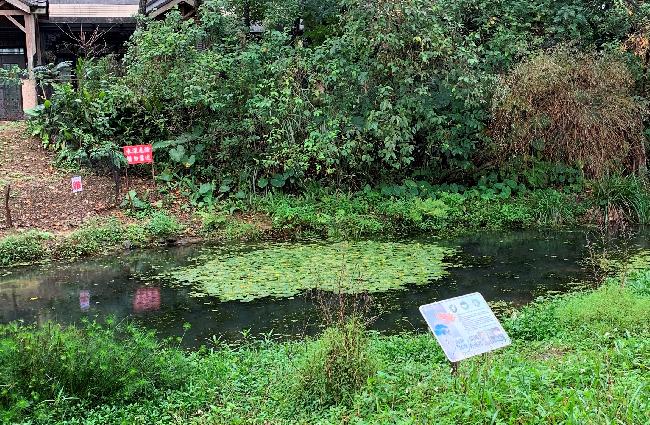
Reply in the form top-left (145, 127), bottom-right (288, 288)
top-left (0, 122), bottom-right (151, 237)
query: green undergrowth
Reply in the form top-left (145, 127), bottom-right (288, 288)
top-left (0, 212), bottom-right (184, 268)
top-left (197, 187), bottom-right (588, 240)
top-left (1, 272), bottom-right (649, 424)
top-left (0, 182), bottom-right (641, 268)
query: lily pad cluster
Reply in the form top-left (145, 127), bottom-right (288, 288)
top-left (165, 241), bottom-right (454, 302)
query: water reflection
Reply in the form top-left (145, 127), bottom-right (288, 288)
top-left (79, 290), bottom-right (90, 311)
top-left (0, 229), bottom-right (647, 347)
top-left (133, 287), bottom-right (161, 313)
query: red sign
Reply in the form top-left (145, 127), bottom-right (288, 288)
top-left (123, 144), bottom-right (153, 165)
top-left (71, 176), bottom-right (83, 193)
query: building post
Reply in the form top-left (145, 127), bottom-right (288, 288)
top-left (22, 13), bottom-right (38, 112)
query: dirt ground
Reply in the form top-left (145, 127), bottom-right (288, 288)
top-left (0, 122), bottom-right (153, 237)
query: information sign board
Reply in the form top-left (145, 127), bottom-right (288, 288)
top-left (71, 176), bottom-right (83, 193)
top-left (419, 292), bottom-right (510, 362)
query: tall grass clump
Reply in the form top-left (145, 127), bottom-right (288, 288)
top-left (590, 175), bottom-right (650, 224)
top-left (0, 320), bottom-right (188, 416)
top-left (293, 317), bottom-right (376, 407)
top-left (292, 286), bottom-right (377, 407)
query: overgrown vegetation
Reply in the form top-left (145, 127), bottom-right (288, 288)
top-left (26, 0), bottom-right (650, 206)
top-left (1, 270), bottom-right (649, 423)
top-left (492, 48), bottom-right (647, 178)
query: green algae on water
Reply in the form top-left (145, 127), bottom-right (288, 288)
top-left (165, 241), bottom-right (454, 301)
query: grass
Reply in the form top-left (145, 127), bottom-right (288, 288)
top-left (0, 212), bottom-right (184, 268)
top-left (0, 180), bottom-right (640, 267)
top-left (1, 272), bottom-right (649, 424)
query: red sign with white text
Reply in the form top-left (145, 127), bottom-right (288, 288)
top-left (123, 145), bottom-right (153, 165)
top-left (71, 176), bottom-right (83, 193)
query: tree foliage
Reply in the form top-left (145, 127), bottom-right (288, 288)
top-left (28, 0), bottom-right (650, 194)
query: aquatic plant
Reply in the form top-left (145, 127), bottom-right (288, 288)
top-left (165, 240), bottom-right (454, 301)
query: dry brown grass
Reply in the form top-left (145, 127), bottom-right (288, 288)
top-left (491, 48), bottom-right (647, 178)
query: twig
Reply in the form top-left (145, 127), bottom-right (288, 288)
top-left (4, 184), bottom-right (12, 228)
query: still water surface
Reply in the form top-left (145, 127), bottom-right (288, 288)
top-left (1, 229), bottom-right (645, 347)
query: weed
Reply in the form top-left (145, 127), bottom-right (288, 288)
top-left (294, 317), bottom-right (377, 407)
top-left (0, 320), bottom-right (188, 415)
top-left (144, 211), bottom-right (183, 240)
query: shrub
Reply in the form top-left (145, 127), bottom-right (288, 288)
top-left (294, 318), bottom-right (376, 407)
top-left (492, 48), bottom-right (647, 178)
top-left (54, 218), bottom-right (124, 259)
top-left (0, 231), bottom-right (52, 267)
top-left (0, 321), bottom-right (188, 412)
top-left (144, 211), bottom-right (183, 240)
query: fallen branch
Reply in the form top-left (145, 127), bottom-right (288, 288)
top-left (4, 184), bottom-right (13, 228)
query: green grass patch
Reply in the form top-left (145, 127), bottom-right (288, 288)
top-left (1, 276), bottom-right (649, 423)
top-left (0, 230), bottom-right (52, 267)
top-left (0, 213), bottom-right (185, 268)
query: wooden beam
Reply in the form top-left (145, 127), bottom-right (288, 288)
top-left (149, 0), bottom-right (196, 19)
top-left (0, 10), bottom-right (27, 16)
top-left (5, 0), bottom-right (29, 13)
top-left (0, 2), bottom-right (7, 8)
top-left (24, 13), bottom-right (35, 71)
top-left (4, 14), bottom-right (25, 33)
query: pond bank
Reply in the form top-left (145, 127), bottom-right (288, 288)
top-left (0, 184), bottom-right (609, 269)
top-left (2, 271), bottom-right (649, 424)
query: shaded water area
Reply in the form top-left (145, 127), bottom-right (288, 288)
top-left (1, 229), bottom-right (647, 347)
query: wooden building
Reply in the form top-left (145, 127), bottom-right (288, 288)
top-left (0, 0), bottom-right (196, 119)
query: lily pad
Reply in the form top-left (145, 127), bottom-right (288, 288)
top-left (164, 240), bottom-right (454, 302)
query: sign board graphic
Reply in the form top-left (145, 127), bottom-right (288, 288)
top-left (71, 176), bottom-right (83, 193)
top-left (123, 145), bottom-right (153, 165)
top-left (419, 292), bottom-right (510, 362)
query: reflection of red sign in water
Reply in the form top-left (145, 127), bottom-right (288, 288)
top-left (133, 287), bottom-right (161, 313)
top-left (123, 145), bottom-right (153, 165)
top-left (79, 290), bottom-right (90, 311)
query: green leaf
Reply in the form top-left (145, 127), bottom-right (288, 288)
top-left (257, 178), bottom-right (269, 189)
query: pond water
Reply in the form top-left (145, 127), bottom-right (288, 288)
top-left (0, 228), bottom-right (646, 347)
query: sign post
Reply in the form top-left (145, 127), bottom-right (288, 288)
top-left (419, 292), bottom-right (510, 374)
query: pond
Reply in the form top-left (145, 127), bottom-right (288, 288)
top-left (0, 228), bottom-right (646, 347)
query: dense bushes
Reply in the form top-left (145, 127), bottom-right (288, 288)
top-left (492, 49), bottom-right (647, 177)
top-left (28, 0), bottom-right (650, 198)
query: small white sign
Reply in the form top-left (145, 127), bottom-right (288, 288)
top-left (419, 292), bottom-right (510, 362)
top-left (71, 176), bottom-right (83, 193)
